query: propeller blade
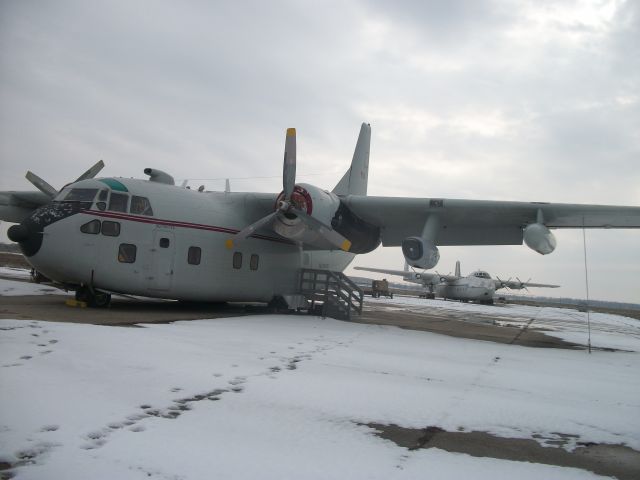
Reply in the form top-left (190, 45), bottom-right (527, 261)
top-left (75, 160), bottom-right (105, 182)
top-left (226, 211), bottom-right (278, 249)
top-left (25, 171), bottom-right (57, 198)
top-left (292, 207), bottom-right (351, 251)
top-left (283, 128), bottom-right (296, 200)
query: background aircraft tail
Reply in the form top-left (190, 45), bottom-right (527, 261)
top-left (332, 123), bottom-right (371, 197)
top-left (455, 260), bottom-right (461, 278)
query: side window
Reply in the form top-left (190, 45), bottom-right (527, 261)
top-left (159, 238), bottom-right (170, 248)
top-left (250, 254), bottom-right (259, 271)
top-left (80, 220), bottom-right (101, 234)
top-left (188, 246), bottom-right (201, 265)
top-left (102, 221), bottom-right (120, 237)
top-left (233, 252), bottom-right (242, 269)
top-left (109, 192), bottom-right (129, 212)
top-left (130, 196), bottom-right (153, 216)
top-left (118, 243), bottom-right (137, 263)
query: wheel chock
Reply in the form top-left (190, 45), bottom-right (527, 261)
top-left (65, 299), bottom-right (87, 308)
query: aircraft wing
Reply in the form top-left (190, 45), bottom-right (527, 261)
top-left (353, 266), bottom-right (454, 285)
top-left (353, 266), bottom-right (411, 278)
top-left (343, 196), bottom-right (640, 246)
top-left (497, 280), bottom-right (561, 290)
top-left (0, 191), bottom-right (51, 223)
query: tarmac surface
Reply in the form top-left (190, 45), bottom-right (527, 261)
top-left (1, 273), bottom-right (639, 479)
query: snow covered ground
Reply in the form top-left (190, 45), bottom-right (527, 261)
top-left (1, 278), bottom-right (639, 479)
top-left (0, 269), bottom-right (65, 297)
top-left (369, 295), bottom-right (640, 352)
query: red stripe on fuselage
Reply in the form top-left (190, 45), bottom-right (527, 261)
top-left (81, 210), bottom-right (295, 245)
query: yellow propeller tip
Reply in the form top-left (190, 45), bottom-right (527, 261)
top-left (341, 240), bottom-right (352, 252)
top-left (225, 239), bottom-right (234, 249)
top-left (286, 128), bottom-right (296, 137)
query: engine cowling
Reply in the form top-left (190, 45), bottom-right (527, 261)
top-left (273, 184), bottom-right (339, 247)
top-left (402, 237), bottom-right (440, 269)
top-left (523, 223), bottom-right (557, 255)
top-left (272, 183), bottom-right (381, 253)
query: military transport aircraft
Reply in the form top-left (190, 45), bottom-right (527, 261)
top-left (1, 123), bottom-right (639, 307)
top-left (355, 261), bottom-right (559, 304)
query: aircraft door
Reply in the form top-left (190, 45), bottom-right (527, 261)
top-left (148, 227), bottom-right (176, 291)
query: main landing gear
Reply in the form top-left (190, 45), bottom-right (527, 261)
top-left (75, 285), bottom-right (111, 308)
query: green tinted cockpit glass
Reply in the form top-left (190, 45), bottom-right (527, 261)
top-left (99, 178), bottom-right (128, 192)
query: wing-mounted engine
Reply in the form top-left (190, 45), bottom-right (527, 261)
top-left (227, 128), bottom-right (381, 253)
top-left (402, 237), bottom-right (440, 269)
top-left (400, 213), bottom-right (441, 269)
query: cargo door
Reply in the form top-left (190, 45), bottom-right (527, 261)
top-left (148, 227), bottom-right (175, 291)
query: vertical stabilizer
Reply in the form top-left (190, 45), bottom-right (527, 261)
top-left (455, 260), bottom-right (461, 278)
top-left (332, 123), bottom-right (371, 197)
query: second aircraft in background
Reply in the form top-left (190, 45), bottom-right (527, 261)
top-left (355, 261), bottom-right (559, 304)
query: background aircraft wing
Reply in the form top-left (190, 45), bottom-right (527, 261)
top-left (496, 279), bottom-right (561, 290)
top-left (343, 196), bottom-right (640, 246)
top-left (354, 266), bottom-right (451, 285)
top-left (354, 266), bottom-right (411, 277)
top-left (0, 191), bottom-right (51, 223)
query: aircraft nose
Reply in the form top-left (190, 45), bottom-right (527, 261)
top-left (7, 224), bottom-right (30, 242)
top-left (7, 219), bottom-right (44, 257)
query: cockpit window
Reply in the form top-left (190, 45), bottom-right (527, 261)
top-left (64, 188), bottom-right (99, 202)
top-left (98, 189), bottom-right (109, 201)
top-left (109, 192), bottom-right (129, 212)
top-left (130, 196), bottom-right (153, 216)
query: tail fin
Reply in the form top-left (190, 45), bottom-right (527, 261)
top-left (455, 260), bottom-right (461, 278)
top-left (332, 123), bottom-right (371, 196)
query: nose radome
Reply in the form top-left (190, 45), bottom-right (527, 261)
top-left (7, 224), bottom-right (29, 242)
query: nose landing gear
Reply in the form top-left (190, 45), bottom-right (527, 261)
top-left (75, 285), bottom-right (111, 308)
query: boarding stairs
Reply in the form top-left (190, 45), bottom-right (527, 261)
top-left (299, 269), bottom-right (363, 321)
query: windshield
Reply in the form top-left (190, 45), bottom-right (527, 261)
top-left (63, 188), bottom-right (99, 202)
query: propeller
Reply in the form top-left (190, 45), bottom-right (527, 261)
top-left (496, 276), bottom-right (512, 289)
top-left (226, 128), bottom-right (352, 251)
top-left (26, 160), bottom-right (105, 198)
top-left (516, 277), bottom-right (531, 291)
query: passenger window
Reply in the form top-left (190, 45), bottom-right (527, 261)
top-left (102, 221), bottom-right (121, 237)
top-left (98, 189), bottom-right (109, 201)
top-left (118, 243), bottom-right (137, 263)
top-left (233, 252), bottom-right (242, 269)
top-left (131, 196), bottom-right (153, 216)
top-left (109, 192), bottom-right (129, 212)
top-left (159, 238), bottom-right (170, 248)
top-left (250, 254), bottom-right (259, 271)
top-left (80, 219), bottom-right (101, 234)
top-left (188, 246), bottom-right (201, 265)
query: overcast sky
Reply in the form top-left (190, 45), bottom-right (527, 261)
top-left (1, 0), bottom-right (639, 302)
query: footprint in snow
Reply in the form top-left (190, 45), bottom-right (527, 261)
top-left (40, 425), bottom-right (59, 432)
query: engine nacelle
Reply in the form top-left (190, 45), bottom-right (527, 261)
top-left (272, 183), bottom-right (381, 253)
top-left (523, 223), bottom-right (557, 255)
top-left (402, 237), bottom-right (440, 269)
top-left (273, 183), bottom-right (341, 247)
